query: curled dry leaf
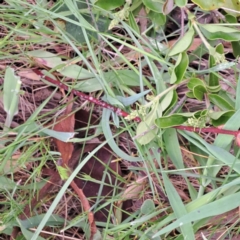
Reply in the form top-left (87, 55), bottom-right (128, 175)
top-left (53, 94), bottom-right (75, 165)
top-left (17, 69), bottom-right (41, 81)
top-left (120, 176), bottom-right (147, 201)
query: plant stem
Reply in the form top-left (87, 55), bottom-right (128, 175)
top-left (33, 69), bottom-right (240, 137)
top-left (33, 69), bottom-right (141, 122)
top-left (174, 125), bottom-right (239, 137)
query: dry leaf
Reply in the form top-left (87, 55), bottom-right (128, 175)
top-left (53, 94), bottom-right (75, 165)
top-left (18, 69), bottom-right (41, 80)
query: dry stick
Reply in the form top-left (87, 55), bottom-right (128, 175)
top-left (33, 69), bottom-right (240, 137)
top-left (33, 69), bottom-right (141, 122)
top-left (70, 181), bottom-right (97, 240)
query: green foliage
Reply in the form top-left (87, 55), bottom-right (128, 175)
top-left (200, 24), bottom-right (240, 41)
top-left (140, 199), bottom-right (155, 215)
top-left (2, 0), bottom-right (240, 239)
top-left (191, 0), bottom-right (225, 10)
top-left (170, 52), bottom-right (189, 84)
top-left (168, 26), bottom-right (195, 56)
top-left (95, 0), bottom-right (124, 10)
top-left (3, 68), bottom-right (22, 129)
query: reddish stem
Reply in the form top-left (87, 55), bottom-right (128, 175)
top-left (33, 69), bottom-right (141, 122)
top-left (33, 69), bottom-right (240, 137)
top-left (174, 125), bottom-right (240, 137)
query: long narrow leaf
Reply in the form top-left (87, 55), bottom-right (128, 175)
top-left (162, 172), bottom-right (195, 238)
top-left (153, 191), bottom-right (240, 237)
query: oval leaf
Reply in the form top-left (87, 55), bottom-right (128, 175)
top-left (191, 0), bottom-right (225, 10)
top-left (209, 110), bottom-right (235, 126)
top-left (141, 199), bottom-right (155, 215)
top-left (187, 78), bottom-right (205, 90)
top-left (209, 94), bottom-right (235, 111)
top-left (200, 24), bottom-right (240, 41)
top-left (95, 0), bottom-right (124, 10)
top-left (142, 0), bottom-right (163, 13)
top-left (155, 113), bottom-right (192, 128)
top-left (193, 85), bottom-right (207, 101)
top-left (169, 27), bottom-right (195, 56)
top-left (148, 11), bottom-right (166, 29)
top-left (175, 0), bottom-right (187, 7)
top-left (170, 52), bottom-right (189, 84)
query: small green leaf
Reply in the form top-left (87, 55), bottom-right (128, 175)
top-left (191, 0), bottom-right (225, 10)
top-left (141, 199), bottom-right (155, 215)
top-left (209, 110), bottom-right (235, 126)
top-left (193, 85), bottom-right (207, 101)
top-left (136, 103), bottom-right (162, 145)
top-left (155, 113), bottom-right (192, 128)
top-left (187, 78), bottom-right (205, 90)
top-left (186, 91), bottom-right (195, 98)
top-left (169, 27), bottom-right (195, 56)
top-left (170, 52), bottom-right (189, 84)
top-left (148, 11), bottom-right (166, 29)
top-left (95, 0), bottom-right (124, 10)
top-left (3, 67), bottom-right (22, 128)
top-left (160, 90), bottom-right (174, 112)
top-left (175, 0), bottom-right (187, 7)
top-left (142, 0), bottom-right (163, 13)
top-left (200, 24), bottom-right (240, 41)
top-left (209, 43), bottom-right (223, 88)
top-left (209, 94), bottom-right (235, 111)
top-left (56, 165), bottom-right (69, 180)
top-left (206, 85), bottom-right (221, 93)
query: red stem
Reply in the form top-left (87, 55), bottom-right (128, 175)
top-left (33, 69), bottom-right (141, 122)
top-left (174, 125), bottom-right (240, 137)
top-left (33, 69), bottom-right (240, 137)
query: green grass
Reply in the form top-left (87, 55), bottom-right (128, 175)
top-left (1, 0), bottom-right (240, 239)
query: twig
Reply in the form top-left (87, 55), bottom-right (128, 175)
top-left (33, 69), bottom-right (240, 138)
top-left (169, 95), bottom-right (187, 114)
top-left (71, 181), bottom-right (97, 240)
top-left (33, 69), bottom-right (141, 122)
